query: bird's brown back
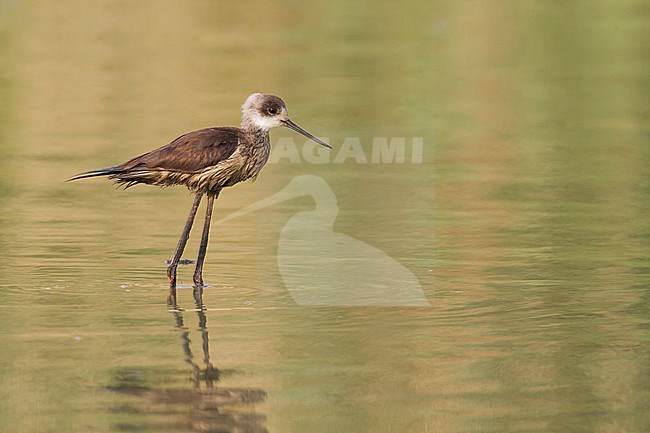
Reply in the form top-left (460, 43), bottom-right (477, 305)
top-left (121, 127), bottom-right (245, 173)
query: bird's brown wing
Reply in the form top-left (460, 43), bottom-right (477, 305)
top-left (121, 127), bottom-right (244, 172)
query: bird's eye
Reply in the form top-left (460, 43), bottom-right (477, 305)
top-left (267, 107), bottom-right (279, 116)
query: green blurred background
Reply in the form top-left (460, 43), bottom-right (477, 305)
top-left (0, 1), bottom-right (649, 432)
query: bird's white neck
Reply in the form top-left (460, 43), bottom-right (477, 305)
top-left (241, 112), bottom-right (278, 132)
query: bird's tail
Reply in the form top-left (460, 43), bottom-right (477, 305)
top-left (67, 166), bottom-right (127, 182)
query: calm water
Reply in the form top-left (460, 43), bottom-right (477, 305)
top-left (1, 1), bottom-right (650, 432)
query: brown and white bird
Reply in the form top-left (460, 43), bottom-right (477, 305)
top-left (69, 93), bottom-right (330, 299)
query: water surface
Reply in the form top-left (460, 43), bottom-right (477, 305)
top-left (1, 1), bottom-right (649, 432)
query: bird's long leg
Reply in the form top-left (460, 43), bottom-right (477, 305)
top-left (167, 193), bottom-right (203, 300)
top-left (193, 189), bottom-right (220, 294)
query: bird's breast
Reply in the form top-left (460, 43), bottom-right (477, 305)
top-left (241, 141), bottom-right (271, 180)
top-left (187, 141), bottom-right (270, 193)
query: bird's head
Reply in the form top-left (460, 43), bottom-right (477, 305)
top-left (241, 93), bottom-right (331, 148)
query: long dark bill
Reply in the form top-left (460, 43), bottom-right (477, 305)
top-left (282, 119), bottom-right (332, 149)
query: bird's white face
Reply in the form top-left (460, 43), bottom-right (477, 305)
top-left (241, 93), bottom-right (331, 148)
top-left (241, 93), bottom-right (289, 131)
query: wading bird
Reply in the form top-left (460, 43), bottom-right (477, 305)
top-left (69, 93), bottom-right (330, 299)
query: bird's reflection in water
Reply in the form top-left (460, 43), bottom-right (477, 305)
top-left (108, 293), bottom-right (268, 433)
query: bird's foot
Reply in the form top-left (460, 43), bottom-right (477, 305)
top-left (193, 269), bottom-right (204, 290)
top-left (167, 262), bottom-right (179, 285)
top-left (167, 265), bottom-right (179, 305)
